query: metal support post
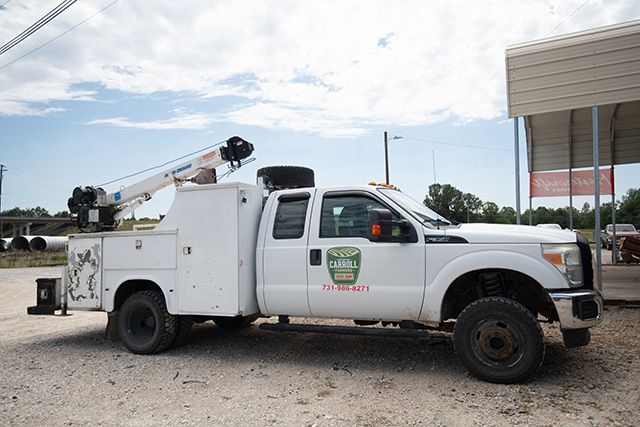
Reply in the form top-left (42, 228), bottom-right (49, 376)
top-left (384, 131), bottom-right (390, 185)
top-left (514, 118), bottom-right (521, 225)
top-left (593, 107), bottom-right (602, 291)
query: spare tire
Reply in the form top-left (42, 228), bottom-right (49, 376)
top-left (257, 166), bottom-right (315, 189)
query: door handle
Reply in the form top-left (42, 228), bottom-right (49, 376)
top-left (310, 249), bottom-right (322, 266)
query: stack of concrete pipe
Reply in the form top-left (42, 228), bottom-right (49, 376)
top-left (0, 237), bottom-right (13, 252)
top-left (1, 236), bottom-right (68, 252)
top-left (9, 235), bottom-right (34, 251)
top-left (29, 236), bottom-right (68, 252)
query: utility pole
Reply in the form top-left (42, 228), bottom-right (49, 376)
top-left (383, 132), bottom-right (402, 185)
top-left (0, 164), bottom-right (5, 238)
top-left (384, 132), bottom-right (389, 184)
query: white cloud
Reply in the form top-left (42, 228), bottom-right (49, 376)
top-left (1, 0), bottom-right (638, 134)
top-left (86, 112), bottom-right (216, 130)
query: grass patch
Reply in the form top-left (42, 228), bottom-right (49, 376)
top-left (0, 251), bottom-right (67, 268)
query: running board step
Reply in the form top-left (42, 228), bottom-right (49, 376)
top-left (259, 322), bottom-right (430, 338)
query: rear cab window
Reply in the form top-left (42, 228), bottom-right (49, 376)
top-left (272, 194), bottom-right (310, 240)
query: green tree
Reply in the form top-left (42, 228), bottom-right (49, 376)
top-left (578, 202), bottom-right (593, 229)
top-left (424, 184), bottom-right (465, 222)
top-left (617, 188), bottom-right (640, 228)
top-left (421, 185), bottom-right (639, 229)
top-left (462, 193), bottom-right (483, 223)
top-left (1, 206), bottom-right (51, 217)
top-left (499, 206), bottom-right (517, 224)
top-left (424, 184), bottom-right (483, 223)
top-left (482, 202), bottom-right (501, 223)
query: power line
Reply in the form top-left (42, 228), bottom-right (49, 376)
top-left (97, 139), bottom-right (228, 187)
top-left (543, 0), bottom-right (591, 38)
top-left (6, 170), bottom-right (68, 192)
top-left (2, 192), bottom-right (64, 203)
top-left (0, 0), bottom-right (120, 71)
top-left (0, 0), bottom-right (77, 56)
top-left (402, 136), bottom-right (527, 153)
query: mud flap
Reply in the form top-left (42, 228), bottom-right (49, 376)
top-left (105, 311), bottom-right (120, 340)
top-left (563, 328), bottom-right (591, 348)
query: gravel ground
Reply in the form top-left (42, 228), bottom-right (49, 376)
top-left (1, 267), bottom-right (639, 426)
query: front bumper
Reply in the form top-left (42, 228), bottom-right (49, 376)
top-left (549, 289), bottom-right (603, 330)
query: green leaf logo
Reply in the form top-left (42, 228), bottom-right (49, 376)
top-left (326, 247), bottom-right (361, 285)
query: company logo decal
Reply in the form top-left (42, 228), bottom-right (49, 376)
top-left (164, 163), bottom-right (192, 178)
top-left (327, 247), bottom-right (361, 286)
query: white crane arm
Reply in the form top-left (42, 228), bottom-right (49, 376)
top-left (67, 136), bottom-right (254, 231)
top-left (106, 148), bottom-right (227, 208)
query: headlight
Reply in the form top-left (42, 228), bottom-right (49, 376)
top-left (542, 244), bottom-right (584, 288)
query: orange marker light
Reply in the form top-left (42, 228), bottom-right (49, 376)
top-left (543, 253), bottom-right (563, 265)
top-left (372, 224), bottom-right (381, 235)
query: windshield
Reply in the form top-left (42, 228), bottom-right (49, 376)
top-left (608, 225), bottom-right (636, 232)
top-left (379, 188), bottom-right (451, 226)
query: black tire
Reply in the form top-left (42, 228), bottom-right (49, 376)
top-left (172, 315), bottom-right (193, 348)
top-left (453, 297), bottom-right (545, 384)
top-left (257, 166), bottom-right (314, 189)
top-left (212, 315), bottom-right (257, 329)
top-left (118, 290), bottom-right (177, 354)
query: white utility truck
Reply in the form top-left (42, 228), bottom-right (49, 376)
top-left (29, 136), bottom-right (603, 383)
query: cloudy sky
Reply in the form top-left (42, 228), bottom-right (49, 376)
top-left (1, 0), bottom-right (639, 220)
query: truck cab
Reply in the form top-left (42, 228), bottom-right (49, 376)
top-left (256, 182), bottom-right (602, 383)
top-left (257, 185), bottom-right (428, 320)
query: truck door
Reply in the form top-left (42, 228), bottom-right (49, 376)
top-left (259, 190), bottom-right (315, 317)
top-left (306, 190), bottom-right (426, 321)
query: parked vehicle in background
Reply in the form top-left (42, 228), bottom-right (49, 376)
top-left (601, 224), bottom-right (640, 250)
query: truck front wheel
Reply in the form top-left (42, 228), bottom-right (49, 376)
top-left (118, 290), bottom-right (177, 354)
top-left (453, 297), bottom-right (545, 384)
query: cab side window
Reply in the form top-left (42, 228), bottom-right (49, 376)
top-left (273, 196), bottom-right (309, 239)
top-left (320, 195), bottom-right (399, 238)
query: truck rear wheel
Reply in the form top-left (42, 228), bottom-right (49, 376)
top-left (118, 290), bottom-right (177, 354)
top-left (172, 316), bottom-right (193, 348)
top-left (453, 297), bottom-right (545, 384)
top-left (257, 166), bottom-right (315, 189)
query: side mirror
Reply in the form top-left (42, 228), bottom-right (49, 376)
top-left (368, 208), bottom-right (392, 242)
top-left (368, 208), bottom-right (411, 243)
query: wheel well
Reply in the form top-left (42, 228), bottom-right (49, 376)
top-left (440, 269), bottom-right (558, 322)
top-left (113, 280), bottom-right (163, 311)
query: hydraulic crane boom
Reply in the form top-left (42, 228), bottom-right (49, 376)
top-left (67, 136), bottom-right (254, 231)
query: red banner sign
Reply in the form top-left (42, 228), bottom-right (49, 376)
top-left (530, 168), bottom-right (614, 198)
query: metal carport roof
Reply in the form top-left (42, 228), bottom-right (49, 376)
top-left (506, 19), bottom-right (640, 173)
